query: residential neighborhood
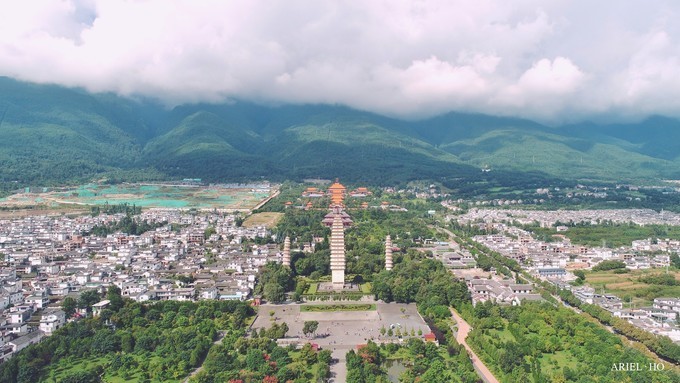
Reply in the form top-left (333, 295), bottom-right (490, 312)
top-left (451, 209), bottom-right (680, 343)
top-left (0, 208), bottom-right (280, 362)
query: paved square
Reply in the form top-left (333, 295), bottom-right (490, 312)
top-left (253, 302), bottom-right (429, 347)
top-left (251, 302), bottom-right (431, 382)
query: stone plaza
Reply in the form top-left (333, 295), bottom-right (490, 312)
top-left (251, 301), bottom-right (431, 382)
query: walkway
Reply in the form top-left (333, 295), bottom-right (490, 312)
top-left (450, 308), bottom-right (500, 383)
top-left (329, 347), bottom-right (349, 383)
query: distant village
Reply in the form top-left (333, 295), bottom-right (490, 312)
top-left (0, 208), bottom-right (281, 362)
top-left (452, 208), bottom-right (680, 343)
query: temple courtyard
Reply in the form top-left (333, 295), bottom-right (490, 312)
top-left (251, 301), bottom-right (431, 383)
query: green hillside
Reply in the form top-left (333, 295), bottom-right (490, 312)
top-left (442, 129), bottom-right (673, 180)
top-left (2, 76), bottom-right (680, 187)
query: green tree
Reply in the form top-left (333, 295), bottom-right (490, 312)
top-left (257, 262), bottom-right (293, 303)
top-left (78, 290), bottom-right (101, 313)
top-left (264, 282), bottom-right (286, 303)
top-left (107, 285), bottom-right (124, 311)
top-left (204, 225), bottom-right (216, 239)
top-left (300, 343), bottom-right (318, 365)
top-left (420, 360), bottom-right (449, 383)
top-left (245, 349), bottom-right (266, 371)
top-left (120, 332), bottom-right (135, 353)
top-left (670, 253), bottom-right (680, 269)
top-left (62, 297), bottom-right (77, 318)
top-left (592, 260), bottom-right (626, 271)
top-left (302, 321), bottom-right (319, 338)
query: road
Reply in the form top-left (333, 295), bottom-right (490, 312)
top-left (429, 224), bottom-right (458, 244)
top-left (450, 308), bottom-right (500, 383)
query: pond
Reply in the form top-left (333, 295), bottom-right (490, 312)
top-left (384, 359), bottom-right (408, 382)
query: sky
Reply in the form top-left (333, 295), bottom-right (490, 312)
top-left (1, 0), bottom-right (679, 123)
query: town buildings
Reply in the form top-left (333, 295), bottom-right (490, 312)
top-left (0, 208), bottom-right (280, 362)
top-left (453, 209), bottom-right (680, 343)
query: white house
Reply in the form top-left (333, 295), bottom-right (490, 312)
top-left (39, 308), bottom-right (66, 335)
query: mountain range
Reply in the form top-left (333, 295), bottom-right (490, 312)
top-left (1, 76), bottom-right (679, 189)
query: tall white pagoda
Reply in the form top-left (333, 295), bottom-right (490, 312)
top-left (282, 236), bottom-right (291, 268)
top-left (330, 214), bottom-right (346, 286)
top-left (385, 235), bottom-right (393, 271)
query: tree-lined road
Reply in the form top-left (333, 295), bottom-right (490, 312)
top-left (450, 308), bottom-right (500, 383)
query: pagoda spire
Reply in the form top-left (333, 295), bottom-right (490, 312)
top-left (385, 235), bottom-right (393, 271)
top-left (330, 214), bottom-right (346, 286)
top-left (282, 236), bottom-right (291, 268)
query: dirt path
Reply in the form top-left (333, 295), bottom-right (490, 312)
top-left (450, 308), bottom-right (500, 383)
top-left (429, 224), bottom-right (459, 245)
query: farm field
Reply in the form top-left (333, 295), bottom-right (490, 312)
top-left (0, 183), bottom-right (273, 210)
top-left (242, 212), bottom-right (284, 228)
top-left (585, 268), bottom-right (680, 306)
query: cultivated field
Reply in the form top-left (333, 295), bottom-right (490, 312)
top-left (585, 268), bottom-right (680, 306)
top-left (242, 212), bottom-right (284, 228)
top-left (0, 183), bottom-right (273, 211)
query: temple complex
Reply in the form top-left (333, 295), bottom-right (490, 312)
top-left (282, 236), bottom-right (291, 268)
top-left (330, 214), bottom-right (346, 286)
top-left (349, 187), bottom-right (372, 197)
top-left (298, 178), bottom-right (371, 210)
top-left (385, 235), bottom-right (393, 271)
top-left (327, 179), bottom-right (347, 206)
top-left (302, 187), bottom-right (325, 198)
top-left (322, 205), bottom-right (353, 227)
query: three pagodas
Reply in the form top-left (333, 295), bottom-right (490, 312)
top-left (282, 179), bottom-right (393, 289)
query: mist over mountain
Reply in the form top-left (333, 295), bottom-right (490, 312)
top-left (1, 77), bottom-right (679, 187)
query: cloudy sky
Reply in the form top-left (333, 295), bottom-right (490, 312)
top-left (1, 0), bottom-right (679, 122)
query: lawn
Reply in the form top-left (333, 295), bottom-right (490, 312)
top-left (305, 283), bottom-right (319, 295)
top-left (300, 304), bottom-right (377, 312)
top-left (487, 328), bottom-right (515, 342)
top-left (539, 350), bottom-right (579, 375)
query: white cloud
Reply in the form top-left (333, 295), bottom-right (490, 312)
top-left (0, 0), bottom-right (679, 122)
top-left (517, 57), bottom-right (584, 94)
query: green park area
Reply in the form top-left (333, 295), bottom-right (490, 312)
top-left (300, 304), bottom-right (376, 312)
top-left (467, 301), bottom-right (679, 382)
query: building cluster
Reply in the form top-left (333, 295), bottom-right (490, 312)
top-left (631, 238), bottom-right (680, 253)
top-left (429, 243), bottom-right (477, 270)
top-left (467, 278), bottom-right (542, 306)
top-left (455, 208), bottom-right (680, 227)
top-left (471, 223), bottom-right (671, 277)
top-left (453, 210), bottom-right (680, 343)
top-left (443, 199), bottom-right (532, 209)
top-left (300, 179), bottom-right (371, 207)
top-left (0, 208), bottom-right (280, 361)
top-left (553, 283), bottom-right (680, 343)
